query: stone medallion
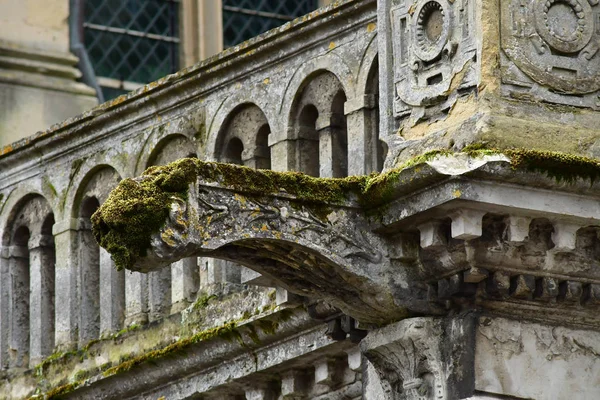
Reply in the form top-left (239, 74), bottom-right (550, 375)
top-left (390, 0), bottom-right (478, 121)
top-left (501, 0), bottom-right (600, 108)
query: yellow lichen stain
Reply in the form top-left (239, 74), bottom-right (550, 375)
top-left (274, 231), bottom-right (282, 239)
top-left (263, 77), bottom-right (271, 85)
top-left (234, 193), bottom-right (247, 205)
top-left (329, 41), bottom-right (336, 50)
top-left (367, 22), bottom-right (377, 32)
top-left (453, 189), bottom-right (462, 198)
top-left (206, 215), bottom-right (213, 225)
top-left (261, 224), bottom-right (268, 232)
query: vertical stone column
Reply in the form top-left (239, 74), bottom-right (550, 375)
top-left (28, 234), bottom-right (55, 365)
top-left (345, 95), bottom-right (378, 175)
top-left (78, 219), bottom-right (100, 344)
top-left (361, 316), bottom-right (476, 400)
top-left (171, 257), bottom-right (199, 313)
top-left (317, 113), bottom-right (347, 178)
top-left (0, 245), bottom-right (10, 369)
top-left (148, 268), bottom-right (172, 321)
top-left (242, 146), bottom-right (271, 169)
top-left (268, 130), bottom-right (295, 173)
top-left (125, 271), bottom-right (148, 326)
top-left (52, 219), bottom-right (79, 351)
top-left (8, 245), bottom-right (29, 368)
top-left (99, 247), bottom-right (125, 334)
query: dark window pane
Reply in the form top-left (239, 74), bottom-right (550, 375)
top-left (223, 0), bottom-right (318, 47)
top-left (83, 0), bottom-right (179, 100)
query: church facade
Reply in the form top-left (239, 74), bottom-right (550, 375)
top-left (1, 0), bottom-right (600, 399)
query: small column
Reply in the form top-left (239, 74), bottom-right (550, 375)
top-left (78, 218), bottom-right (100, 344)
top-left (52, 219), bottom-right (80, 350)
top-left (268, 131), bottom-right (296, 173)
top-left (99, 247), bottom-right (125, 335)
top-left (125, 271), bottom-right (148, 326)
top-left (345, 94), bottom-right (379, 175)
top-left (171, 257), bottom-right (199, 314)
top-left (317, 113), bottom-right (347, 178)
top-left (242, 146), bottom-right (271, 170)
top-left (0, 246), bottom-right (9, 369)
top-left (8, 245), bottom-right (29, 368)
top-left (148, 268), bottom-right (172, 322)
top-left (28, 234), bottom-right (55, 365)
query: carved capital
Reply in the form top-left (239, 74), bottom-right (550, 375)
top-left (361, 316), bottom-right (476, 400)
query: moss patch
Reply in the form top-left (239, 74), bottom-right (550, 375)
top-left (92, 158), bottom-right (367, 270)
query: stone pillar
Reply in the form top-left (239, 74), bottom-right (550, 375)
top-left (125, 271), bottom-right (148, 326)
top-left (268, 133), bottom-right (296, 173)
top-left (361, 316), bottom-right (476, 400)
top-left (242, 146), bottom-right (271, 170)
top-left (78, 219), bottom-right (100, 344)
top-left (0, 246), bottom-right (8, 369)
top-left (171, 257), bottom-right (199, 313)
top-left (28, 234), bottom-right (55, 366)
top-left (317, 113), bottom-right (347, 178)
top-left (148, 268), bottom-right (172, 322)
top-left (8, 245), bottom-right (29, 369)
top-left (99, 248), bottom-right (125, 335)
top-left (345, 94), bottom-right (378, 175)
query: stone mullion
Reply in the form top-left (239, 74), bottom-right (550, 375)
top-left (77, 220), bottom-right (100, 345)
top-left (52, 219), bottom-right (80, 351)
top-left (0, 247), bottom-right (9, 369)
top-left (28, 234), bottom-right (55, 366)
top-left (171, 257), bottom-right (199, 313)
top-left (317, 113), bottom-right (347, 178)
top-left (148, 268), bottom-right (172, 322)
top-left (125, 271), bottom-right (148, 326)
top-left (99, 247), bottom-right (125, 335)
top-left (345, 94), bottom-right (377, 175)
top-left (8, 245), bottom-right (29, 368)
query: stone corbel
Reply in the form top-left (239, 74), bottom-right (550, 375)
top-left (361, 315), bottom-right (476, 400)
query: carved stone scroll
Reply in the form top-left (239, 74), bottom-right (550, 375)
top-left (501, 0), bottom-right (600, 109)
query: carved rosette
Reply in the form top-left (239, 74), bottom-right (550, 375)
top-left (501, 0), bottom-right (600, 109)
top-left (390, 0), bottom-right (478, 121)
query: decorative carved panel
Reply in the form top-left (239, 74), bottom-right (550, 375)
top-left (390, 0), bottom-right (478, 121)
top-left (500, 0), bottom-right (600, 109)
top-left (361, 317), bottom-right (476, 400)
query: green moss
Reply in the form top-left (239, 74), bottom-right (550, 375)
top-left (92, 158), bottom-right (367, 270)
top-left (192, 294), bottom-right (217, 311)
top-left (102, 321), bottom-right (237, 377)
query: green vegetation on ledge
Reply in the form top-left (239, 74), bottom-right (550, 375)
top-left (93, 149), bottom-right (600, 271)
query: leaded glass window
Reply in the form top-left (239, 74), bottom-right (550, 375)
top-left (82, 0), bottom-right (180, 101)
top-left (223, 0), bottom-right (319, 48)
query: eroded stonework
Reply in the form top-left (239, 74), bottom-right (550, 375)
top-left (391, 0), bottom-right (478, 122)
top-left (501, 0), bottom-right (600, 109)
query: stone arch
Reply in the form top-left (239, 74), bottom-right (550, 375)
top-left (288, 70), bottom-right (349, 177)
top-left (146, 134), bottom-right (198, 168)
top-left (146, 134), bottom-right (200, 320)
top-left (2, 194), bottom-right (56, 367)
top-left (215, 103), bottom-right (272, 169)
top-left (135, 130), bottom-right (198, 176)
top-left (73, 166), bottom-right (124, 342)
